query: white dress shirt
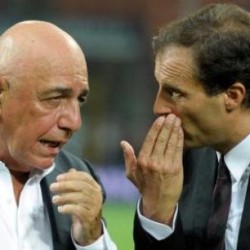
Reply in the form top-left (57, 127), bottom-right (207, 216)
top-left (0, 161), bottom-right (117, 250)
top-left (138, 134), bottom-right (250, 250)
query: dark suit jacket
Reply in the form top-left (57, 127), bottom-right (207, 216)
top-left (40, 149), bottom-right (105, 250)
top-left (134, 147), bottom-right (250, 250)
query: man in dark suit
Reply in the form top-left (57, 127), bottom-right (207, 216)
top-left (121, 3), bottom-right (250, 250)
top-left (0, 21), bottom-right (116, 249)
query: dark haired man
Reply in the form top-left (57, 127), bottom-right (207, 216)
top-left (121, 3), bottom-right (250, 250)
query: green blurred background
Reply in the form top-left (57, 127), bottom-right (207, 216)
top-left (94, 166), bottom-right (139, 249)
top-left (104, 202), bottom-right (135, 250)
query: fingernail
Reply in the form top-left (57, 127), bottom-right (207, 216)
top-left (156, 116), bottom-right (165, 125)
top-left (52, 195), bottom-right (59, 203)
top-left (120, 141), bottom-right (126, 150)
top-left (166, 114), bottom-right (176, 123)
top-left (58, 206), bottom-right (63, 213)
top-left (50, 183), bottom-right (59, 191)
top-left (56, 174), bottom-right (64, 181)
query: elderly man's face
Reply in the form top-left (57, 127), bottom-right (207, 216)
top-left (0, 54), bottom-right (89, 172)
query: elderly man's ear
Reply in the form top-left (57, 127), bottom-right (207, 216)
top-left (0, 78), bottom-right (4, 106)
top-left (0, 76), bottom-right (9, 92)
top-left (0, 77), bottom-right (10, 111)
top-left (224, 82), bottom-right (247, 112)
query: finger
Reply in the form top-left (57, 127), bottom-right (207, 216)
top-left (165, 118), bottom-right (184, 170)
top-left (120, 140), bottom-right (137, 179)
top-left (52, 191), bottom-right (102, 206)
top-left (56, 204), bottom-right (100, 219)
top-left (56, 170), bottom-right (95, 183)
top-left (139, 116), bottom-right (165, 158)
top-left (50, 179), bottom-right (101, 194)
top-left (173, 126), bottom-right (184, 166)
top-left (52, 192), bottom-right (86, 205)
top-left (152, 114), bottom-right (176, 156)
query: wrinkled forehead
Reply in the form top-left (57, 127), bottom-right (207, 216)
top-left (154, 46), bottom-right (196, 82)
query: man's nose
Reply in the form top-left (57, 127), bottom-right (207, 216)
top-left (153, 95), bottom-right (172, 116)
top-left (58, 100), bottom-right (82, 132)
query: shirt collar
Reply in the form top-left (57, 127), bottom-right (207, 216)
top-left (0, 161), bottom-right (55, 182)
top-left (30, 164), bottom-right (55, 182)
top-left (218, 134), bottom-right (250, 182)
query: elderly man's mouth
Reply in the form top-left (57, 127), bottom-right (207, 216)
top-left (39, 140), bottom-right (62, 148)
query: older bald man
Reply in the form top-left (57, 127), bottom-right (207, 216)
top-left (0, 21), bottom-right (117, 250)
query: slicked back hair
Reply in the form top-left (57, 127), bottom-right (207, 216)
top-left (153, 3), bottom-right (250, 107)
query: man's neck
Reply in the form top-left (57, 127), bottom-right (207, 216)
top-left (9, 169), bottom-right (30, 205)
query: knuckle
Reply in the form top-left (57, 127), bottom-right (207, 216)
top-left (167, 141), bottom-right (176, 150)
top-left (137, 155), bottom-right (149, 168)
top-left (144, 134), bottom-right (155, 145)
top-left (157, 136), bottom-right (167, 145)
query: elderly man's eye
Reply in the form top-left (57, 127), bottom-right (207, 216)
top-left (78, 96), bottom-right (87, 106)
top-left (48, 96), bottom-right (63, 102)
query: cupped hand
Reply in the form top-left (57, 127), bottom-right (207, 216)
top-left (121, 114), bottom-right (184, 225)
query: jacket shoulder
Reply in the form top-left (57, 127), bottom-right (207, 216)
top-left (55, 149), bottom-right (91, 172)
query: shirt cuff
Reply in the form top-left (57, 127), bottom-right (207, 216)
top-left (72, 220), bottom-right (117, 250)
top-left (137, 198), bottom-right (178, 240)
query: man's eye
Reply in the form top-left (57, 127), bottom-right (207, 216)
top-left (43, 96), bottom-right (64, 106)
top-left (48, 96), bottom-right (63, 102)
top-left (78, 96), bottom-right (87, 106)
top-left (164, 88), bottom-right (182, 99)
top-left (171, 91), bottom-right (181, 98)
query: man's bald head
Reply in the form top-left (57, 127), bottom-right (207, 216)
top-left (0, 20), bottom-right (89, 171)
top-left (0, 20), bottom-right (87, 79)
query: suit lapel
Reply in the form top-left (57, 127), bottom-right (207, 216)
top-left (180, 148), bottom-right (218, 247)
top-left (193, 150), bottom-right (218, 237)
top-left (41, 167), bottom-right (75, 250)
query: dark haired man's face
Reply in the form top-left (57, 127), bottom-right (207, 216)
top-left (153, 46), bottom-right (228, 149)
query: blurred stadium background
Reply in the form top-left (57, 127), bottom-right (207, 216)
top-left (1, 0), bottom-right (249, 249)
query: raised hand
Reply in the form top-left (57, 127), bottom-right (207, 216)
top-left (121, 114), bottom-right (184, 225)
top-left (50, 168), bottom-right (103, 246)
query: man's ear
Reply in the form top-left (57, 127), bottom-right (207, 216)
top-left (0, 77), bottom-right (5, 105)
top-left (224, 82), bottom-right (246, 111)
top-left (0, 78), bottom-right (4, 119)
top-left (0, 77), bottom-right (9, 115)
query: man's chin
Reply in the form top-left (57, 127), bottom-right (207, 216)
top-left (27, 154), bottom-right (56, 170)
top-left (184, 138), bottom-right (203, 149)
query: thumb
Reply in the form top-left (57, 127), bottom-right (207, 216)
top-left (120, 140), bottom-right (137, 180)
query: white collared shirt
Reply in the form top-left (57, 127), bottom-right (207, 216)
top-left (0, 162), bottom-right (54, 250)
top-left (0, 161), bottom-right (117, 250)
top-left (138, 134), bottom-right (250, 250)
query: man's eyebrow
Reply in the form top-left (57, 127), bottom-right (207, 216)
top-left (162, 82), bottom-right (183, 92)
top-left (40, 87), bottom-right (89, 97)
top-left (80, 89), bottom-right (90, 97)
top-left (161, 82), bottom-right (189, 96)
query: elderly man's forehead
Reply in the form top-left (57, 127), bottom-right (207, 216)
top-left (0, 21), bottom-right (87, 76)
top-left (0, 21), bottom-right (80, 51)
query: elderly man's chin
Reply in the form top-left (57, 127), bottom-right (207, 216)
top-left (19, 153), bottom-right (58, 171)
